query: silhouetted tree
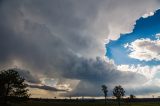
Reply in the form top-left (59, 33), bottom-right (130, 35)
top-left (101, 85), bottom-right (108, 104)
top-left (130, 94), bottom-right (135, 99)
top-left (0, 69), bottom-right (30, 105)
top-left (113, 85), bottom-right (125, 106)
top-left (129, 94), bottom-right (136, 103)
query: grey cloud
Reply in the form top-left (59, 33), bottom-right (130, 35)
top-left (61, 58), bottom-right (147, 96)
top-left (125, 85), bottom-right (160, 96)
top-left (0, 68), bottom-right (41, 84)
top-left (15, 68), bottom-right (41, 84)
top-left (28, 84), bottom-right (67, 92)
top-left (59, 57), bottom-right (147, 84)
top-left (0, 0), bottom-right (159, 97)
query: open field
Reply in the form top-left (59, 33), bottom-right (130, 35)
top-left (10, 99), bottom-right (160, 106)
top-left (11, 102), bottom-right (160, 106)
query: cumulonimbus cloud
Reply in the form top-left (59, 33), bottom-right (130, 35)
top-left (0, 0), bottom-right (160, 97)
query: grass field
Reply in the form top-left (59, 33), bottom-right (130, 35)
top-left (10, 100), bottom-right (160, 106)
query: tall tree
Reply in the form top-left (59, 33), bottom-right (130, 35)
top-left (101, 85), bottom-right (108, 104)
top-left (113, 85), bottom-right (125, 106)
top-left (130, 94), bottom-right (135, 99)
top-left (0, 69), bottom-right (30, 104)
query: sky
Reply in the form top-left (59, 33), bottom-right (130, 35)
top-left (0, 0), bottom-right (160, 98)
top-left (106, 9), bottom-right (160, 66)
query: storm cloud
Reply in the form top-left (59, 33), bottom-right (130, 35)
top-left (0, 0), bottom-right (160, 97)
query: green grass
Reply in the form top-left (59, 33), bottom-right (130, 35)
top-left (11, 101), bottom-right (160, 106)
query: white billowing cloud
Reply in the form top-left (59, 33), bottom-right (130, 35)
top-left (119, 64), bottom-right (160, 86)
top-left (117, 64), bottom-right (160, 96)
top-left (142, 11), bottom-right (154, 18)
top-left (125, 38), bottom-right (160, 61)
top-left (117, 64), bottom-right (160, 79)
top-left (156, 33), bottom-right (160, 39)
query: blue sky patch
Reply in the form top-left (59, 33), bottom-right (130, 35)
top-left (106, 9), bottom-right (160, 66)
